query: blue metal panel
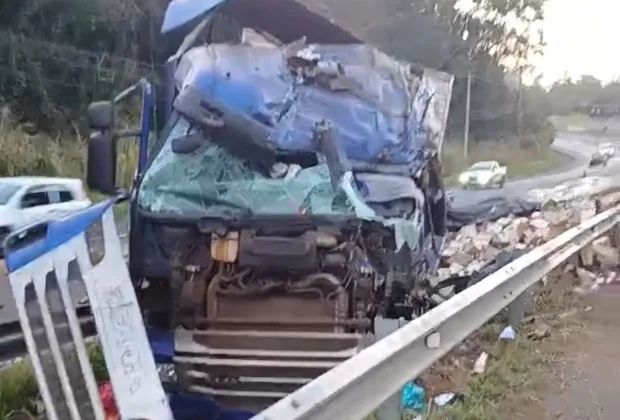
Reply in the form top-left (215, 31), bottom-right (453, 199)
top-left (4, 200), bottom-right (115, 272)
top-left (161, 0), bottom-right (226, 33)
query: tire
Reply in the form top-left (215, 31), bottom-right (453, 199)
top-left (498, 177), bottom-right (505, 188)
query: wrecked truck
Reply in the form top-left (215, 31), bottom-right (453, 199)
top-left (83, 0), bottom-right (454, 413)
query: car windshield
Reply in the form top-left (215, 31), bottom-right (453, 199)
top-left (138, 115), bottom-right (356, 218)
top-left (0, 182), bottom-right (21, 205)
top-left (469, 162), bottom-right (494, 171)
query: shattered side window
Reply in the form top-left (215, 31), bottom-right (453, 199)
top-left (138, 116), bottom-right (355, 218)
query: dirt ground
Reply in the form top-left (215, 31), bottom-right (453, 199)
top-left (419, 269), bottom-right (620, 420)
top-left (543, 289), bottom-right (620, 420)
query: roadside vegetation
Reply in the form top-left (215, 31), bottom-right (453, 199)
top-left (442, 121), bottom-right (562, 186)
top-left (0, 343), bottom-right (108, 419)
top-left (0, 110), bottom-right (137, 220)
top-left (423, 270), bottom-right (585, 419)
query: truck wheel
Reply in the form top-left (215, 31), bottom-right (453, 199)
top-left (498, 177), bottom-right (505, 188)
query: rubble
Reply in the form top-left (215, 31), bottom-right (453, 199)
top-left (430, 194), bottom-right (620, 299)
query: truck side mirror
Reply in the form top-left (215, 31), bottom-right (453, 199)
top-left (87, 130), bottom-right (117, 195)
top-left (87, 101), bottom-right (114, 130)
top-left (87, 100), bottom-right (117, 195)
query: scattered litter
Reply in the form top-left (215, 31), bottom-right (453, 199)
top-left (433, 392), bottom-right (464, 407)
top-left (499, 325), bottom-right (516, 341)
top-left (99, 382), bottom-right (119, 419)
top-left (584, 305), bottom-right (593, 312)
top-left (401, 381), bottom-right (426, 412)
top-left (472, 352), bottom-right (488, 374)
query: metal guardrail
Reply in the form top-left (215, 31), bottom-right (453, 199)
top-left (0, 232), bottom-right (130, 364)
top-left (253, 205), bottom-right (620, 420)
top-left (0, 308), bottom-right (96, 365)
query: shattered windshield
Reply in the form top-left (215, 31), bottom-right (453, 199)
top-left (138, 115), bottom-right (356, 218)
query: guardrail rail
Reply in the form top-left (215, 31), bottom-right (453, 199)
top-left (253, 205), bottom-right (620, 420)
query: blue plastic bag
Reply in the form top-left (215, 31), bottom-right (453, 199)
top-left (401, 381), bottom-right (426, 412)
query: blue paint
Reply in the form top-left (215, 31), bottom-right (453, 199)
top-left (174, 44), bottom-right (436, 171)
top-left (4, 200), bottom-right (115, 272)
top-left (167, 389), bottom-right (255, 420)
top-left (161, 0), bottom-right (226, 33)
top-left (147, 327), bottom-right (175, 363)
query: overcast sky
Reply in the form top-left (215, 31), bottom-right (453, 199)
top-left (536, 0), bottom-right (620, 86)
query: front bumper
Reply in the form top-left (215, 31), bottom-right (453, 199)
top-left (459, 179), bottom-right (492, 188)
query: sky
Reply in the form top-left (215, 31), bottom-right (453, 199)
top-left (536, 0), bottom-right (620, 86)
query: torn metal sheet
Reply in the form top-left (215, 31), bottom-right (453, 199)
top-left (162, 0), bottom-right (362, 45)
top-left (173, 43), bottom-right (453, 169)
top-left (161, 0), bottom-right (225, 33)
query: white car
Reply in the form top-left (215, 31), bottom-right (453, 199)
top-left (0, 177), bottom-right (91, 254)
top-left (598, 143), bottom-right (615, 157)
top-left (458, 161), bottom-right (507, 189)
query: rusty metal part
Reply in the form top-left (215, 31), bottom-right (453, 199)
top-left (175, 266), bottom-right (370, 412)
top-left (192, 317), bottom-right (371, 329)
top-left (174, 327), bottom-right (369, 412)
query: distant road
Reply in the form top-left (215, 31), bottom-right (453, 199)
top-left (449, 131), bottom-right (620, 207)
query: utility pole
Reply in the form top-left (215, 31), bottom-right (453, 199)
top-left (517, 66), bottom-right (523, 146)
top-left (464, 71), bottom-right (472, 160)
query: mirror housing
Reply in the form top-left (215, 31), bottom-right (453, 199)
top-left (86, 130), bottom-right (117, 195)
top-left (87, 101), bottom-right (114, 130)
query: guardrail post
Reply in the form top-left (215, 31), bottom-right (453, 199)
top-left (507, 284), bottom-right (535, 327)
top-left (374, 317), bottom-right (410, 420)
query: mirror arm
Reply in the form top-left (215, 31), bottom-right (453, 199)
top-left (137, 80), bottom-right (154, 176)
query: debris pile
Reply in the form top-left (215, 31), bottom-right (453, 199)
top-left (415, 189), bottom-right (620, 418)
top-left (429, 191), bottom-right (620, 298)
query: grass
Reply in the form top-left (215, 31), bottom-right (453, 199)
top-left (424, 271), bottom-right (584, 420)
top-left (442, 142), bottom-right (564, 187)
top-left (0, 109), bottom-right (137, 222)
top-left (0, 343), bottom-right (109, 420)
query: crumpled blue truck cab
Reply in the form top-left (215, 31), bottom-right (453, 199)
top-left (85, 0), bottom-right (455, 416)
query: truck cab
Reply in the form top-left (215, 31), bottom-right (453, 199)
top-left (84, 0), bottom-right (453, 412)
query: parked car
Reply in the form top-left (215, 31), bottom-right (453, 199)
top-left (458, 161), bottom-right (507, 189)
top-left (0, 177), bottom-right (91, 255)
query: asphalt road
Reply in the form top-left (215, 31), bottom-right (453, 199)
top-left (449, 132), bottom-right (620, 206)
top-left (0, 131), bottom-right (617, 325)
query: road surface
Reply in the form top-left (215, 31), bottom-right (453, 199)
top-left (449, 132), bottom-right (620, 207)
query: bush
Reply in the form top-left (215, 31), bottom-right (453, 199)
top-left (0, 362), bottom-right (38, 420)
top-left (0, 108), bottom-right (137, 189)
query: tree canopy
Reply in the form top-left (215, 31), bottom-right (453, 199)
top-left (0, 0), bottom-right (552, 143)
